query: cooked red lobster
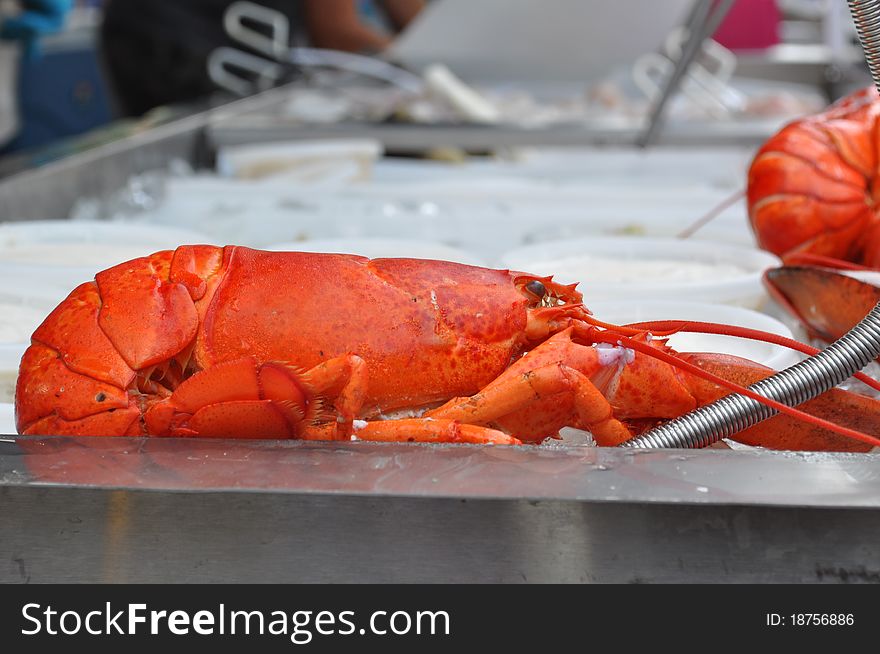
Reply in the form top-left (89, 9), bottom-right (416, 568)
top-left (14, 246), bottom-right (880, 451)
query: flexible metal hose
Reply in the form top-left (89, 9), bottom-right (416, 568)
top-left (849, 0), bottom-right (880, 86)
top-left (622, 0), bottom-right (880, 449)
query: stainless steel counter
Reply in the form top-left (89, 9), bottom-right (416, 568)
top-left (3, 436), bottom-right (879, 583)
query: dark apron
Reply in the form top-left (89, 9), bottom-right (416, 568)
top-left (101, 0), bottom-right (302, 116)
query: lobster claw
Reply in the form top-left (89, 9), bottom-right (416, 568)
top-left (764, 265), bottom-right (880, 343)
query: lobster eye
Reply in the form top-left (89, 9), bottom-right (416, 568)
top-left (524, 280), bottom-right (546, 300)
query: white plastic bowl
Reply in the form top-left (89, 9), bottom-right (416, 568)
top-left (217, 138), bottom-right (383, 182)
top-left (0, 220), bottom-right (212, 255)
top-left (0, 344), bottom-right (26, 404)
top-left (0, 269), bottom-right (81, 313)
top-left (266, 237), bottom-right (487, 266)
top-left (588, 300), bottom-right (803, 371)
top-left (499, 236), bottom-right (781, 309)
top-left (0, 220), bottom-right (214, 311)
top-left (0, 403), bottom-right (14, 434)
top-left (0, 301), bottom-right (43, 406)
top-left (0, 302), bottom-right (48, 343)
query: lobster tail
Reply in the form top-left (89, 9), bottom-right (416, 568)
top-left (15, 246), bottom-right (226, 436)
top-left (16, 279), bottom-right (138, 435)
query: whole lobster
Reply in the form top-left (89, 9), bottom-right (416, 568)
top-left (748, 86), bottom-right (880, 341)
top-left (15, 246), bottom-right (880, 451)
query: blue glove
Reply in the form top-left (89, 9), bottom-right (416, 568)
top-left (0, 0), bottom-right (73, 59)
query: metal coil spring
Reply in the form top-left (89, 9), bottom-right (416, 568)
top-left (622, 304), bottom-right (880, 449)
top-left (849, 0), bottom-right (880, 89)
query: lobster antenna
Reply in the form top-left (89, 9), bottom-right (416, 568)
top-left (623, 319), bottom-right (880, 393)
top-left (579, 312), bottom-right (880, 394)
top-left (676, 188), bottom-right (745, 239)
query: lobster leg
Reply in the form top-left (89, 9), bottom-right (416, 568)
top-left (424, 328), bottom-right (880, 451)
top-left (426, 362), bottom-right (632, 445)
top-left (144, 358), bottom-right (295, 438)
top-left (143, 353), bottom-right (518, 443)
top-left (262, 354), bottom-right (517, 442)
top-left (298, 354), bottom-right (368, 440)
top-left (144, 354), bottom-right (370, 439)
top-left (423, 330), bottom-right (638, 444)
top-left (351, 419), bottom-right (519, 444)
top-left (297, 419), bottom-right (520, 444)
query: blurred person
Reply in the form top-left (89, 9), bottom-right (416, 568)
top-left (0, 0), bottom-right (72, 144)
top-left (100, 0), bottom-right (424, 117)
top-left (0, 0), bottom-right (71, 56)
top-left (305, 0), bottom-right (423, 54)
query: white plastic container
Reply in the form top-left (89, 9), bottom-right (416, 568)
top-left (588, 300), bottom-right (803, 371)
top-left (266, 237), bottom-right (487, 266)
top-left (129, 171), bottom-right (754, 259)
top-left (0, 302), bottom-right (47, 343)
top-left (0, 344), bottom-right (26, 404)
top-left (499, 236), bottom-right (781, 309)
top-left (0, 220), bottom-right (212, 254)
top-left (0, 402), bottom-right (14, 434)
top-left (0, 304), bottom-right (44, 404)
top-left (0, 220), bottom-right (214, 311)
top-left (217, 139), bottom-right (383, 183)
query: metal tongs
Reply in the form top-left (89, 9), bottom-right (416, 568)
top-left (207, 0), bottom-right (423, 97)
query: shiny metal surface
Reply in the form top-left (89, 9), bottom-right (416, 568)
top-left (208, 116), bottom-right (791, 152)
top-left (7, 487), bottom-right (880, 583)
top-left (3, 437), bottom-right (880, 583)
top-left (3, 436), bottom-right (880, 508)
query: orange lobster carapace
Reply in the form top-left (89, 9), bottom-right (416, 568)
top-left (14, 246), bottom-right (880, 452)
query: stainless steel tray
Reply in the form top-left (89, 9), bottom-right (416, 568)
top-left (207, 115), bottom-right (792, 153)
